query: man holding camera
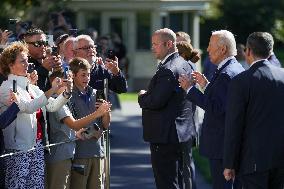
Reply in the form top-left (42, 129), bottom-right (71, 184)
top-left (73, 34), bottom-right (127, 94)
top-left (24, 28), bottom-right (62, 92)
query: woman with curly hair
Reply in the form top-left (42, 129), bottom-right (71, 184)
top-left (0, 41), bottom-right (72, 189)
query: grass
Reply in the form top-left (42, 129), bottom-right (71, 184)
top-left (118, 92), bottom-right (138, 102)
top-left (192, 148), bottom-right (212, 183)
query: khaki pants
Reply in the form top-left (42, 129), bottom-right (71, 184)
top-left (70, 157), bottom-right (104, 189)
top-left (46, 159), bottom-right (72, 189)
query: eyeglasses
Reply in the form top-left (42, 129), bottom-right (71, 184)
top-left (76, 45), bottom-right (97, 51)
top-left (26, 41), bottom-right (48, 47)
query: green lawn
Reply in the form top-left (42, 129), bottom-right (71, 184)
top-left (192, 148), bottom-right (212, 183)
top-left (118, 93), bottom-right (138, 102)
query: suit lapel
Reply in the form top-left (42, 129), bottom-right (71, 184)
top-left (205, 59), bottom-right (233, 93)
top-left (157, 52), bottom-right (179, 71)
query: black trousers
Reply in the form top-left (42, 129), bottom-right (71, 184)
top-left (240, 168), bottom-right (284, 189)
top-left (150, 142), bottom-right (192, 189)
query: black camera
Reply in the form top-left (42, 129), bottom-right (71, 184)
top-left (13, 80), bottom-right (17, 93)
top-left (51, 46), bottom-right (58, 56)
top-left (106, 49), bottom-right (116, 60)
top-left (69, 28), bottom-right (78, 37)
top-left (8, 19), bottom-right (17, 34)
top-left (27, 63), bottom-right (35, 73)
top-left (96, 90), bottom-right (105, 101)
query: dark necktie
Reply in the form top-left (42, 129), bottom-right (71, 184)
top-left (157, 62), bottom-right (163, 71)
top-left (210, 60), bottom-right (231, 83)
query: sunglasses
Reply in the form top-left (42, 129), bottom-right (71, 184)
top-left (26, 41), bottom-right (48, 47)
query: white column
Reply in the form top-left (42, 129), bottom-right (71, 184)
top-left (151, 11), bottom-right (162, 33)
top-left (192, 12), bottom-right (200, 50)
top-left (192, 11), bottom-right (201, 71)
top-left (76, 11), bottom-right (86, 30)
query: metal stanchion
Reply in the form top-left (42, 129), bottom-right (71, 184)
top-left (104, 78), bottom-right (110, 189)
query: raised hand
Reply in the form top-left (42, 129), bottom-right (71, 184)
top-left (0, 29), bottom-right (13, 45)
top-left (105, 56), bottom-right (120, 75)
top-left (178, 74), bottom-right (194, 91)
top-left (96, 100), bottom-right (112, 117)
top-left (62, 73), bottom-right (73, 93)
top-left (191, 71), bottom-right (208, 89)
top-left (27, 70), bottom-right (38, 85)
top-left (51, 77), bottom-right (64, 93)
top-left (7, 89), bottom-right (19, 105)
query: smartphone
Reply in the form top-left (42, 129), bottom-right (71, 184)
top-left (51, 46), bottom-right (58, 56)
top-left (63, 67), bottom-right (69, 79)
top-left (96, 90), bottom-right (105, 101)
top-left (8, 19), bottom-right (17, 34)
top-left (106, 50), bottom-right (116, 60)
top-left (13, 80), bottom-right (17, 93)
top-left (46, 34), bottom-right (54, 47)
top-left (27, 63), bottom-right (35, 73)
top-left (69, 28), bottom-right (78, 37)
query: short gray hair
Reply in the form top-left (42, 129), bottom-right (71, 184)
top-left (74, 35), bottom-right (94, 49)
top-left (154, 28), bottom-right (176, 43)
top-left (63, 36), bottom-right (76, 50)
top-left (212, 30), bottom-right (237, 56)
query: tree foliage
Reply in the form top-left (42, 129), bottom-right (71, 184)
top-left (0, 0), bottom-right (70, 31)
top-left (217, 0), bottom-right (284, 44)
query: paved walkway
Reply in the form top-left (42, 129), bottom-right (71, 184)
top-left (110, 101), bottom-right (211, 189)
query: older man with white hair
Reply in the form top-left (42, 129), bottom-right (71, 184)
top-left (179, 30), bottom-right (244, 189)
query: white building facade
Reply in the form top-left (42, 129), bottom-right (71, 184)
top-left (68, 0), bottom-right (210, 91)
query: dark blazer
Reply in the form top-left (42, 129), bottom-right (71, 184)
top-left (28, 56), bottom-right (51, 92)
top-left (186, 58), bottom-right (244, 159)
top-left (268, 53), bottom-right (282, 68)
top-left (138, 52), bottom-right (196, 144)
top-left (89, 64), bottom-right (127, 93)
top-left (0, 103), bottom-right (20, 154)
top-left (224, 60), bottom-right (284, 175)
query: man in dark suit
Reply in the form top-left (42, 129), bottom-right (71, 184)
top-left (179, 30), bottom-right (244, 189)
top-left (138, 28), bottom-right (196, 189)
top-left (223, 32), bottom-right (284, 189)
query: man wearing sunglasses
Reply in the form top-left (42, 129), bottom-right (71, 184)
top-left (24, 28), bottom-right (62, 91)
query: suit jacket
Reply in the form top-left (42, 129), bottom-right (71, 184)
top-left (223, 60), bottom-right (284, 175)
top-left (138, 52), bottom-right (196, 144)
top-left (89, 63), bottom-right (127, 93)
top-left (268, 54), bottom-right (282, 68)
top-left (0, 103), bottom-right (20, 154)
top-left (186, 58), bottom-right (244, 159)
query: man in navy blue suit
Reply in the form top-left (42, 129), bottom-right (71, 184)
top-left (138, 28), bottom-right (196, 189)
top-left (223, 32), bottom-right (284, 189)
top-left (179, 30), bottom-right (244, 189)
